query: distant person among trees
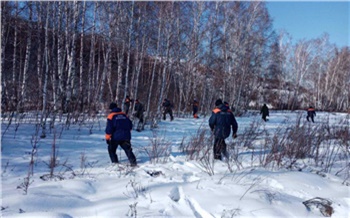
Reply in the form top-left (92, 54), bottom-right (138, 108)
top-left (306, 106), bottom-right (316, 123)
top-left (105, 102), bottom-right (137, 166)
top-left (162, 98), bottom-right (174, 121)
top-left (134, 99), bottom-right (145, 131)
top-left (124, 96), bottom-right (133, 115)
top-left (260, 104), bottom-right (269, 122)
top-left (192, 99), bottom-right (199, 119)
top-left (209, 99), bottom-right (238, 161)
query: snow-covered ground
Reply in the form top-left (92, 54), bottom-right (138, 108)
top-left (1, 110), bottom-right (349, 218)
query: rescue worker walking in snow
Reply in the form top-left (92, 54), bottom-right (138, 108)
top-left (193, 99), bottom-right (199, 119)
top-left (306, 106), bottom-right (316, 123)
top-left (134, 99), bottom-right (145, 131)
top-left (124, 96), bottom-right (133, 115)
top-left (209, 99), bottom-right (238, 160)
top-left (162, 98), bottom-right (174, 121)
top-left (105, 102), bottom-right (137, 166)
top-left (260, 104), bottom-right (269, 122)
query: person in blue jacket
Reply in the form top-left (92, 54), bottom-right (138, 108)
top-left (209, 99), bottom-right (238, 160)
top-left (105, 102), bottom-right (137, 166)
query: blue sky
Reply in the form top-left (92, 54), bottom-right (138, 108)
top-left (266, 1), bottom-right (349, 47)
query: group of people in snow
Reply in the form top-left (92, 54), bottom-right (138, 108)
top-left (105, 95), bottom-right (317, 166)
top-left (259, 104), bottom-right (316, 123)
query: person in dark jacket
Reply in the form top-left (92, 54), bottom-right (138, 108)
top-left (260, 104), bottom-right (269, 122)
top-left (162, 98), bottom-right (174, 121)
top-left (193, 99), bottom-right (199, 119)
top-left (209, 99), bottom-right (238, 160)
top-left (306, 106), bottom-right (316, 123)
top-left (124, 96), bottom-right (133, 115)
top-left (134, 99), bottom-right (145, 131)
top-left (105, 102), bottom-right (137, 166)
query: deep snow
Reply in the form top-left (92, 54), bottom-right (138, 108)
top-left (1, 110), bottom-right (349, 217)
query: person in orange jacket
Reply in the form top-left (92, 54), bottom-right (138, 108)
top-left (193, 99), bottom-right (199, 118)
top-left (209, 99), bottom-right (238, 160)
top-left (105, 102), bottom-right (137, 166)
top-left (306, 106), bottom-right (316, 123)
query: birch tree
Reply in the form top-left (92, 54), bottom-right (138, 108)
top-left (40, 2), bottom-right (50, 138)
top-left (156, 2), bottom-right (176, 115)
top-left (65, 1), bottom-right (80, 112)
top-left (18, 2), bottom-right (33, 111)
top-left (289, 39), bottom-right (319, 109)
top-left (35, 2), bottom-right (44, 104)
top-left (56, 1), bottom-right (65, 111)
top-left (11, 2), bottom-right (19, 109)
top-left (130, 2), bottom-right (147, 106)
top-left (79, 1), bottom-right (87, 111)
top-left (87, 2), bottom-right (98, 110)
top-left (323, 47), bottom-right (350, 110)
top-left (184, 2), bottom-right (205, 114)
top-left (122, 1), bottom-right (135, 111)
top-left (146, 3), bottom-right (162, 117)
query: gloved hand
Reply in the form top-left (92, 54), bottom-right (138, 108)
top-left (232, 133), bottom-right (237, 139)
top-left (106, 139), bottom-right (110, 145)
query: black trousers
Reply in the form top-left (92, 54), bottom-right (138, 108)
top-left (213, 138), bottom-right (228, 160)
top-left (108, 140), bottom-right (137, 165)
top-left (125, 103), bottom-right (130, 115)
top-left (193, 107), bottom-right (198, 116)
top-left (262, 114), bottom-right (267, 121)
top-left (163, 108), bottom-right (174, 121)
top-left (135, 112), bottom-right (144, 123)
top-left (306, 115), bottom-right (314, 123)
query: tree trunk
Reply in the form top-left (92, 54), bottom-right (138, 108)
top-left (11, 2), bottom-right (19, 109)
top-left (88, 2), bottom-right (97, 110)
top-left (40, 3), bottom-right (50, 138)
top-left (19, 2), bottom-right (33, 111)
top-left (65, 1), bottom-right (79, 112)
top-left (36, 2), bottom-right (44, 108)
top-left (123, 1), bottom-right (134, 108)
top-left (79, 1), bottom-right (86, 112)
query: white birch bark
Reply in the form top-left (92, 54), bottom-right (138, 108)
top-left (132, 7), bottom-right (146, 107)
top-left (87, 2), bottom-right (97, 108)
top-left (19, 2), bottom-right (33, 109)
top-left (11, 2), bottom-right (19, 105)
top-left (146, 6), bottom-right (162, 117)
top-left (123, 1), bottom-right (134, 107)
top-left (65, 1), bottom-right (79, 111)
top-left (1, 2), bottom-right (10, 110)
top-left (40, 3), bottom-right (50, 138)
top-left (79, 1), bottom-right (86, 110)
top-left (51, 2), bottom-right (58, 111)
top-left (107, 39), bottom-right (113, 102)
top-left (57, 2), bottom-right (65, 110)
top-left (36, 2), bottom-right (43, 102)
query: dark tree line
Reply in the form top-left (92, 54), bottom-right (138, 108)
top-left (1, 1), bottom-right (349, 119)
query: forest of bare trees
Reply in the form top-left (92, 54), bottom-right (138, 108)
top-left (1, 1), bottom-right (349, 119)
